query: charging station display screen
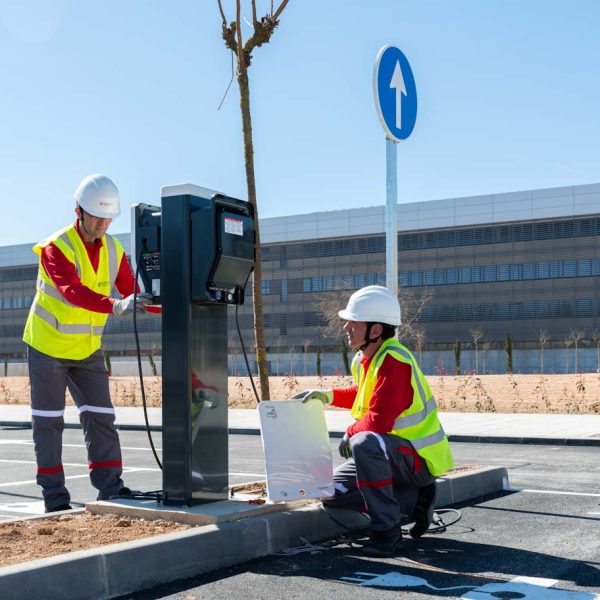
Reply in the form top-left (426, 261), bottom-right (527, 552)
top-left (211, 210), bottom-right (254, 291)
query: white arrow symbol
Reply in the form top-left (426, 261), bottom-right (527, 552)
top-left (390, 60), bottom-right (406, 130)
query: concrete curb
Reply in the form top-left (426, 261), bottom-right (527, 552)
top-left (0, 466), bottom-right (508, 600)
top-left (2, 419), bottom-right (599, 446)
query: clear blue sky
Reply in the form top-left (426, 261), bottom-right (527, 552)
top-left (1, 0), bottom-right (599, 246)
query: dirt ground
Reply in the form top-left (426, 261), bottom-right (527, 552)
top-left (0, 513), bottom-right (190, 568)
top-left (1, 372), bottom-right (598, 569)
top-left (2, 373), bottom-right (599, 413)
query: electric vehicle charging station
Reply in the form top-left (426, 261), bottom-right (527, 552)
top-left (132, 184), bottom-right (255, 506)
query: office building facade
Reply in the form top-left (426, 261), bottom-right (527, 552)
top-left (1, 183), bottom-right (599, 374)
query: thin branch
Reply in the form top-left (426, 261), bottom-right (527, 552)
top-left (252, 0), bottom-right (258, 25)
top-left (217, 0), bottom-right (227, 25)
top-left (273, 0), bottom-right (290, 20)
top-left (217, 50), bottom-right (235, 110)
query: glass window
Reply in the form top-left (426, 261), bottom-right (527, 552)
top-left (496, 226), bottom-right (510, 243)
top-left (471, 266), bottom-right (483, 283)
top-left (510, 264), bottom-right (521, 280)
top-left (410, 271), bottom-right (422, 286)
top-left (458, 230), bottom-right (473, 246)
top-left (521, 224), bottom-right (533, 241)
top-left (423, 269), bottom-right (434, 285)
top-left (522, 263), bottom-right (535, 279)
top-left (497, 264), bottom-right (510, 281)
top-left (483, 265), bottom-right (495, 282)
top-left (434, 268), bottom-right (445, 285)
top-left (446, 268), bottom-right (458, 284)
top-left (459, 267), bottom-right (471, 283)
top-left (354, 273), bottom-right (366, 288)
top-left (261, 280), bottom-right (271, 295)
top-left (562, 260), bottom-right (576, 277)
top-left (279, 247), bottom-right (288, 268)
top-left (400, 271), bottom-right (409, 287)
top-left (496, 303), bottom-right (509, 319)
top-left (280, 279), bottom-right (288, 302)
top-left (537, 262), bottom-right (550, 279)
top-left (534, 223), bottom-right (552, 240)
top-left (578, 259), bottom-right (592, 276)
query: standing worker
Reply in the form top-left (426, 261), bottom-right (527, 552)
top-left (22, 174), bottom-right (151, 512)
top-left (298, 285), bottom-right (453, 556)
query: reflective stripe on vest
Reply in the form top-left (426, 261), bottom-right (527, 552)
top-left (23, 225), bottom-right (124, 360)
top-left (374, 344), bottom-right (441, 431)
top-left (30, 302), bottom-right (105, 336)
top-left (349, 338), bottom-right (454, 476)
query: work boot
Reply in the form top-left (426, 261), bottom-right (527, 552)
top-left (361, 526), bottom-right (403, 557)
top-left (46, 504), bottom-right (73, 513)
top-left (409, 482), bottom-right (437, 539)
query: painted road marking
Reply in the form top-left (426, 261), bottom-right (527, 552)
top-left (508, 487), bottom-right (600, 497)
top-left (342, 569), bottom-right (597, 598)
top-left (0, 439), bottom-right (162, 452)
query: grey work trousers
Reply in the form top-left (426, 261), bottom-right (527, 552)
top-left (323, 430), bottom-right (435, 531)
top-left (28, 346), bottom-right (124, 511)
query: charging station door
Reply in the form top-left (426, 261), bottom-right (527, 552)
top-left (258, 400), bottom-right (334, 502)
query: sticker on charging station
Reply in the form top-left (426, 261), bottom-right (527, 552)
top-left (224, 217), bottom-right (244, 236)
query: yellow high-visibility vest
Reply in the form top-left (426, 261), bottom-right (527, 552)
top-left (350, 338), bottom-right (453, 476)
top-left (23, 224), bottom-right (124, 360)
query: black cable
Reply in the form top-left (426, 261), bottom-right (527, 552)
top-left (133, 243), bottom-right (162, 470)
top-left (235, 299), bottom-right (260, 403)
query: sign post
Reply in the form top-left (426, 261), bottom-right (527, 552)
top-left (373, 45), bottom-right (417, 297)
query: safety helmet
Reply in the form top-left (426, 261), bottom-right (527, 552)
top-left (338, 285), bottom-right (402, 326)
top-left (74, 174), bottom-right (120, 218)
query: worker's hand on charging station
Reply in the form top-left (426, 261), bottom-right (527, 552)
top-left (112, 293), bottom-right (153, 316)
top-left (291, 389), bottom-right (333, 404)
top-left (338, 433), bottom-right (352, 459)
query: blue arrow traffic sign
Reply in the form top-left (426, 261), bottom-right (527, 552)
top-left (373, 45), bottom-right (417, 142)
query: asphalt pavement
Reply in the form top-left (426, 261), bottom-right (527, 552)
top-left (1, 404), bottom-right (599, 600)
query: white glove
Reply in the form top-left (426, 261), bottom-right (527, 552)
top-left (291, 389), bottom-right (333, 404)
top-left (112, 293), bottom-right (153, 316)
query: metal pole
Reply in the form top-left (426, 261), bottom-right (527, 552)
top-left (385, 137), bottom-right (398, 296)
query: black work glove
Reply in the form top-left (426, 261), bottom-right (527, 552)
top-left (338, 433), bottom-right (352, 459)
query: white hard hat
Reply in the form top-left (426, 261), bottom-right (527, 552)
top-left (338, 285), bottom-right (402, 326)
top-left (74, 174), bottom-right (120, 218)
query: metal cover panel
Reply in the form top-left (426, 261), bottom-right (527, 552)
top-left (258, 400), bottom-right (334, 502)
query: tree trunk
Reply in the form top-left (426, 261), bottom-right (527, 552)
top-left (237, 67), bottom-right (270, 401)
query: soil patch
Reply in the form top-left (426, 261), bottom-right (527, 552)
top-left (1, 373), bottom-right (599, 413)
top-left (0, 512), bottom-right (190, 568)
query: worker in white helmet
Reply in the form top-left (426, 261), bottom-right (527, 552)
top-left (298, 285), bottom-right (453, 556)
top-left (23, 174), bottom-right (151, 512)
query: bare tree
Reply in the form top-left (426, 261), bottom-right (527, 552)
top-left (563, 337), bottom-right (572, 374)
top-left (482, 341), bottom-right (491, 374)
top-left (536, 329), bottom-right (549, 374)
top-left (397, 287), bottom-right (434, 345)
top-left (317, 291), bottom-right (351, 375)
top-left (569, 328), bottom-right (585, 374)
top-left (592, 328), bottom-right (600, 374)
top-left (413, 327), bottom-right (426, 365)
top-left (217, 0), bottom-right (290, 401)
top-left (469, 327), bottom-right (484, 374)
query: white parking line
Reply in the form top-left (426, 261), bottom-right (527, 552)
top-left (0, 466), bottom-right (159, 488)
top-left (508, 487), bottom-right (600, 497)
top-left (0, 439), bottom-right (161, 452)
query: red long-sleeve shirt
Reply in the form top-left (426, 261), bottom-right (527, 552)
top-left (40, 221), bottom-right (137, 313)
top-left (332, 353), bottom-right (414, 437)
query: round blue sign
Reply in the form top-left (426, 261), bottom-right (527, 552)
top-left (373, 45), bottom-right (417, 142)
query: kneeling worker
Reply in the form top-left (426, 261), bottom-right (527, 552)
top-left (300, 285), bottom-right (453, 556)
